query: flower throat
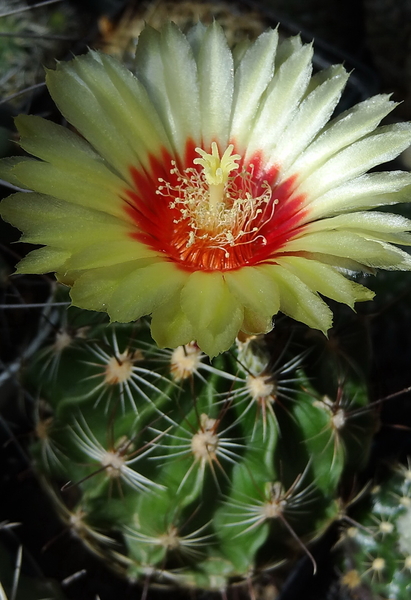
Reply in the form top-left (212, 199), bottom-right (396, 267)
top-left (156, 142), bottom-right (277, 270)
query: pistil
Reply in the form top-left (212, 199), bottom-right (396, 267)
top-left (193, 142), bottom-right (241, 215)
top-left (208, 181), bottom-right (225, 216)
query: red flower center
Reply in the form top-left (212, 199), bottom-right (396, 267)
top-left (123, 141), bottom-right (308, 272)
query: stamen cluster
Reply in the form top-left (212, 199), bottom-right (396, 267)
top-left (156, 144), bottom-right (275, 266)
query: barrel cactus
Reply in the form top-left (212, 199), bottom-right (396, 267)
top-left (22, 288), bottom-right (374, 593)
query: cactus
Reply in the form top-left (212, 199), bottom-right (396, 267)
top-left (340, 462), bottom-right (411, 600)
top-left (2, 16), bottom-right (411, 598)
top-left (18, 285), bottom-right (374, 593)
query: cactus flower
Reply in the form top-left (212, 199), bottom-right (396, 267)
top-left (2, 22), bottom-right (411, 356)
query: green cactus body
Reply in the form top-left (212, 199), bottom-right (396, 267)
top-left (341, 464), bottom-right (411, 600)
top-left (27, 289), bottom-right (374, 592)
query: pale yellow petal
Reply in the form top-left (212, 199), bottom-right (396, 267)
top-left (151, 294), bottom-right (194, 348)
top-left (66, 239), bottom-right (159, 271)
top-left (15, 247), bottom-right (70, 274)
top-left (276, 256), bottom-right (374, 308)
top-left (197, 21), bottom-right (234, 148)
top-left (224, 266), bottom-right (280, 321)
top-left (241, 309), bottom-right (274, 336)
top-left (46, 51), bottom-right (169, 178)
top-left (108, 262), bottom-right (188, 323)
top-left (180, 271), bottom-right (244, 357)
top-left (260, 264), bottom-right (333, 333)
top-left (285, 231), bottom-right (411, 269)
top-left (12, 160), bottom-right (129, 221)
top-left (70, 261), bottom-right (147, 312)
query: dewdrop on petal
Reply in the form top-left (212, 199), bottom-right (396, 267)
top-left (2, 22), bottom-right (411, 356)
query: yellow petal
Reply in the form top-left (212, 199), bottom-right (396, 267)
top-left (224, 266), bottom-right (280, 321)
top-left (285, 230), bottom-right (411, 269)
top-left (12, 160), bottom-right (128, 221)
top-left (16, 247), bottom-right (70, 274)
top-left (108, 262), bottom-right (188, 323)
top-left (260, 264), bottom-right (333, 333)
top-left (180, 271), bottom-right (244, 357)
top-left (241, 309), bottom-right (274, 336)
top-left (151, 294), bottom-right (194, 348)
top-left (70, 261), bottom-right (149, 312)
top-left (66, 239), bottom-right (159, 271)
top-left (276, 256), bottom-right (374, 308)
